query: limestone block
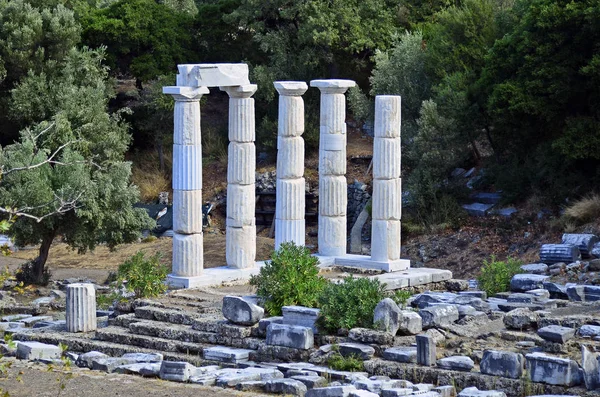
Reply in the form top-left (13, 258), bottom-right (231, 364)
top-left (265, 379), bottom-right (307, 396)
top-left (266, 323), bottom-right (314, 350)
top-left (372, 179), bottom-right (401, 220)
top-left (398, 310), bottom-right (422, 335)
top-left (228, 97), bottom-right (256, 142)
top-left (373, 137), bottom-right (401, 179)
top-left (480, 350), bottom-right (524, 379)
top-left (226, 225), bottom-right (256, 269)
top-left (173, 189), bottom-right (203, 234)
top-left (370, 220), bottom-right (401, 262)
top-left (282, 306), bottom-right (320, 333)
top-left (338, 343), bottom-right (375, 360)
top-left (275, 219), bottom-right (305, 249)
top-left (382, 347), bottom-right (417, 363)
top-left (173, 100), bottom-right (201, 145)
top-left (562, 233), bottom-right (599, 257)
top-left (222, 296), bottom-right (264, 326)
top-left (437, 356), bottom-right (474, 372)
top-left (203, 346), bottom-right (253, 363)
top-left (581, 345), bottom-right (600, 390)
top-left (539, 244), bottom-right (581, 264)
top-left (163, 85), bottom-right (208, 100)
top-left (278, 96), bottom-right (305, 137)
top-left (416, 334), bottom-right (436, 366)
top-left (226, 184), bottom-right (255, 227)
top-left (526, 353), bottom-right (582, 386)
top-left (277, 137), bottom-right (304, 179)
top-left (318, 216), bottom-right (346, 257)
top-left (373, 298), bottom-right (401, 334)
top-left (538, 325), bottom-right (576, 343)
top-left (306, 386), bottom-right (358, 397)
top-left (276, 179), bottom-right (305, 220)
top-left (228, 142), bottom-right (255, 184)
top-left (510, 274), bottom-right (551, 292)
top-left (374, 96), bottom-right (401, 138)
top-left (172, 144), bottom-right (202, 190)
top-left (319, 176), bottom-right (347, 216)
top-left (179, 63), bottom-right (250, 87)
top-left (458, 387), bottom-right (506, 397)
top-left (419, 304), bottom-right (459, 329)
top-left (159, 361), bottom-right (195, 382)
top-left (66, 283), bottom-right (97, 332)
top-left (16, 341), bottom-right (61, 360)
top-left (172, 232), bottom-right (203, 277)
top-left (319, 148), bottom-right (346, 175)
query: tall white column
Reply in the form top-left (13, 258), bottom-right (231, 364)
top-left (310, 79), bottom-right (355, 257)
top-left (221, 84), bottom-right (258, 268)
top-left (371, 95), bottom-right (402, 262)
top-left (164, 78), bottom-right (209, 287)
top-left (273, 81), bottom-right (308, 250)
top-left (66, 283), bottom-right (96, 332)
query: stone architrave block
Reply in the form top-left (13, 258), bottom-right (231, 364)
top-left (173, 100), bottom-right (201, 145)
top-left (159, 361), bottom-right (195, 382)
top-left (172, 144), bottom-right (202, 190)
top-left (228, 142), bottom-right (256, 185)
top-left (371, 179), bottom-right (402, 220)
top-left (373, 298), bottom-right (401, 334)
top-left (526, 353), bottom-right (582, 386)
top-left (373, 138), bottom-right (401, 180)
top-left (371, 220), bottom-right (401, 262)
top-left (66, 283), bottom-right (97, 332)
top-left (416, 334), bottom-right (436, 366)
top-left (437, 356), bottom-right (474, 372)
top-left (318, 216), bottom-right (346, 257)
top-left (374, 95), bottom-right (401, 138)
top-left (226, 225), bottom-right (256, 269)
top-left (16, 342), bottom-right (61, 360)
top-left (539, 244), bottom-right (581, 264)
top-left (537, 325), bottom-right (576, 343)
top-left (510, 274), bottom-right (551, 292)
top-left (479, 350), bottom-right (524, 379)
top-left (277, 137), bottom-right (305, 179)
top-left (173, 189), bottom-right (203, 234)
top-left (319, 176), bottom-right (347, 216)
top-left (180, 63), bottom-right (250, 87)
top-left (226, 183), bottom-right (255, 227)
top-left (172, 232), bottom-right (203, 276)
top-left (282, 306), bottom-right (320, 333)
top-left (266, 323), bottom-right (314, 350)
top-left (319, 149), bottom-right (346, 176)
top-left (276, 179), bottom-right (306, 220)
top-left (419, 304), bottom-right (459, 329)
top-left (222, 296), bottom-right (264, 326)
top-left (562, 233), bottom-right (599, 257)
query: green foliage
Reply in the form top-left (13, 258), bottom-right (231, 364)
top-left (15, 260), bottom-right (52, 286)
top-left (317, 276), bottom-right (387, 333)
top-left (393, 290), bottom-right (412, 309)
top-left (250, 242), bottom-right (327, 316)
top-left (327, 347), bottom-right (365, 372)
top-left (118, 251), bottom-right (169, 298)
top-left (477, 255), bottom-right (524, 297)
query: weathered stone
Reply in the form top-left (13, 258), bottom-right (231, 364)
top-left (373, 298), bottom-right (401, 334)
top-left (432, 385), bottom-right (456, 397)
top-left (458, 387), bottom-right (506, 397)
top-left (425, 328), bottom-right (446, 345)
top-left (75, 351), bottom-right (108, 369)
top-left (562, 233), bottom-right (598, 258)
top-left (503, 308), bottom-right (538, 329)
top-left (525, 289), bottom-right (550, 300)
top-left (222, 296), bottom-right (264, 326)
top-left (458, 305), bottom-right (477, 317)
top-left (258, 316), bottom-right (283, 334)
top-left (283, 306), bottom-right (320, 333)
top-left (291, 375), bottom-right (328, 389)
top-left (462, 203), bottom-right (494, 216)
top-left (354, 379), bottom-right (406, 394)
top-left (306, 386), bottom-right (358, 397)
top-left (266, 378), bottom-right (308, 396)
top-left (115, 362), bottom-right (161, 377)
top-left (159, 361), bottom-right (195, 382)
top-left (416, 334), bottom-right (436, 366)
top-left (419, 304), bottom-right (459, 329)
top-left (520, 263), bottom-right (548, 274)
top-left (567, 285), bottom-right (585, 301)
top-left (349, 390), bottom-right (379, 397)
top-left (380, 389), bottom-right (414, 397)
top-left (383, 347), bottom-right (417, 363)
top-left (66, 283), bottom-right (96, 332)
top-left (583, 285), bottom-right (600, 301)
top-left (121, 353), bottom-right (163, 363)
top-left (348, 328), bottom-right (394, 345)
top-left (92, 357), bottom-right (137, 372)
top-left (266, 323), bottom-right (314, 350)
top-left (437, 356), bottom-right (474, 372)
top-left (581, 345), bottom-right (600, 390)
top-left (540, 244), bottom-right (581, 264)
top-left (507, 293), bottom-right (535, 303)
top-left (579, 324), bottom-right (600, 337)
top-left (398, 310), bottom-right (423, 335)
top-left (16, 341), bottom-right (61, 360)
top-left (526, 353), bottom-right (582, 386)
top-left (445, 279), bottom-right (469, 291)
top-left (510, 274), bottom-right (551, 292)
top-left (216, 367), bottom-right (284, 387)
top-left (479, 350), bottom-right (524, 379)
top-left (537, 325), bottom-right (576, 343)
top-left (543, 282), bottom-right (569, 300)
top-left (203, 346), bottom-right (253, 363)
top-left (338, 343), bottom-right (375, 360)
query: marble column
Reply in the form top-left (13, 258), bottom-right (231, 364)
top-left (66, 283), bottom-right (96, 332)
top-left (163, 81), bottom-right (209, 287)
top-left (274, 81), bottom-right (308, 250)
top-left (222, 84), bottom-right (258, 268)
top-left (310, 79), bottom-right (356, 257)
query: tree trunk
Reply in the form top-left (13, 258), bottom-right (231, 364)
top-left (484, 126), bottom-right (501, 163)
top-left (33, 230), bottom-right (55, 284)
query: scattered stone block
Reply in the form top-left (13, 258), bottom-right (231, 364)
top-left (203, 346), bottom-right (253, 363)
top-left (16, 341), bottom-right (61, 360)
top-left (419, 304), bottom-right (459, 329)
top-left (445, 279), bottom-right (469, 291)
top-left (349, 390), bottom-right (379, 397)
top-left (579, 324), bottom-right (600, 337)
top-left (19, 315), bottom-right (53, 327)
top-left (524, 289), bottom-right (550, 300)
top-left (583, 285), bottom-right (600, 301)
top-left (338, 343), bottom-right (375, 360)
top-left (581, 345), bottom-right (599, 390)
top-left (480, 350), bottom-right (524, 379)
top-left (510, 274), bottom-right (551, 292)
top-left (76, 351), bottom-right (108, 369)
top-left (216, 367), bottom-right (284, 387)
top-left (520, 263), bottom-right (548, 274)
top-left (562, 234), bottom-right (598, 258)
top-left (121, 353), bottom-right (163, 362)
top-left (540, 244), bottom-right (581, 265)
top-left (267, 323), bottom-right (314, 350)
top-left (566, 285), bottom-right (585, 301)
top-left (380, 389), bottom-right (414, 397)
top-left (1, 314), bottom-right (32, 322)
top-left (398, 310), bottom-right (423, 335)
top-left (437, 356), bottom-right (474, 372)
top-left (373, 298), bottom-right (401, 334)
top-left (222, 296), bottom-right (264, 326)
top-left (354, 379), bottom-right (406, 394)
top-left (458, 387), bottom-right (506, 397)
top-left (459, 291), bottom-right (487, 299)
top-left (258, 316), bottom-right (283, 334)
top-left (306, 385), bottom-right (358, 397)
top-left (416, 334), bottom-right (436, 366)
top-left (283, 306), bottom-right (320, 333)
top-left (349, 328), bottom-right (394, 345)
top-left (92, 357), bottom-right (137, 372)
top-left (507, 293), bottom-right (535, 303)
top-left (115, 362), bottom-right (161, 377)
top-left (266, 378), bottom-right (308, 396)
top-left (526, 353), bottom-right (582, 386)
top-left (291, 375), bottom-right (328, 389)
top-left (537, 325), bottom-right (576, 343)
top-left (458, 305), bottom-right (477, 317)
top-left (383, 347), bottom-right (417, 363)
top-left (503, 307), bottom-right (538, 329)
top-left (432, 385), bottom-right (456, 397)
top-left (543, 282), bottom-right (569, 300)
top-left (462, 203), bottom-right (494, 216)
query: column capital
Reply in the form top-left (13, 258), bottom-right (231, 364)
top-left (163, 86), bottom-right (209, 101)
top-left (220, 84), bottom-right (257, 98)
top-left (310, 79), bottom-right (356, 94)
top-left (274, 81), bottom-right (308, 96)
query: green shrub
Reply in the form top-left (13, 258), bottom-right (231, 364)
top-left (477, 255), bottom-right (524, 297)
top-left (327, 348), bottom-right (364, 372)
top-left (393, 290), bottom-right (412, 309)
top-left (250, 242), bottom-right (327, 316)
top-left (118, 251), bottom-right (169, 298)
top-left (318, 276), bottom-right (387, 333)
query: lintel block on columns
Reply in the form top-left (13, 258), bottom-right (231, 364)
top-left (176, 64), bottom-right (250, 87)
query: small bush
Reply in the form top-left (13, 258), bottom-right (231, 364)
top-left (393, 290), bottom-right (412, 309)
top-left (250, 242), bottom-right (327, 316)
top-left (15, 261), bottom-right (51, 286)
top-left (318, 276), bottom-right (387, 333)
top-left (118, 251), bottom-right (169, 298)
top-left (327, 350), bottom-right (364, 372)
top-left (477, 255), bottom-right (524, 297)
top-left (563, 194), bottom-right (600, 225)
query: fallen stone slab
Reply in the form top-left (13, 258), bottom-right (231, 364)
top-left (222, 295), bottom-right (264, 326)
top-left (507, 293), bottom-right (535, 303)
top-left (503, 307), bottom-right (538, 329)
top-left (92, 357), bottom-right (138, 372)
top-left (566, 285), bottom-right (585, 301)
top-left (432, 385), bottom-right (456, 397)
top-left (383, 347), bottom-right (417, 363)
top-left (338, 343), bottom-right (375, 360)
top-left (283, 306), bottom-right (320, 333)
top-left (266, 323), bottom-right (314, 350)
top-left (203, 346), bottom-right (253, 363)
top-left (354, 379), bottom-right (407, 394)
top-left (20, 315), bottom-right (53, 327)
top-left (115, 362), bottom-right (161, 377)
top-left (543, 282), bottom-right (569, 299)
top-left (462, 203), bottom-right (494, 216)
top-left (76, 351), bottom-right (108, 369)
top-left (479, 350), bottom-right (524, 379)
top-left (540, 244), bottom-right (581, 265)
top-left (380, 388), bottom-right (414, 397)
top-left (349, 390), bottom-right (379, 397)
top-left (236, 380), bottom-right (266, 392)
top-left (349, 328), bottom-right (394, 345)
top-left (159, 361), bottom-right (195, 382)
top-left (398, 310), bottom-right (423, 335)
top-left (419, 304), bottom-right (459, 329)
top-left (215, 367), bottom-right (284, 387)
top-left (583, 285), bottom-right (600, 301)
top-left (306, 386), bottom-right (358, 397)
top-left (258, 316), bottom-right (283, 335)
top-left (437, 356), bottom-right (474, 372)
top-left (520, 263), bottom-right (549, 274)
top-left (526, 353), bottom-right (582, 386)
top-left (510, 274), bottom-right (551, 292)
top-left (265, 378), bottom-right (308, 396)
top-left (458, 387), bottom-right (506, 397)
top-left (291, 375), bottom-right (328, 389)
top-left (16, 341), bottom-right (61, 360)
top-left (581, 345), bottom-right (599, 390)
top-left (562, 233), bottom-right (598, 258)
top-left (1, 314), bottom-right (32, 322)
top-left (121, 352), bottom-right (163, 362)
top-left (579, 324), bottom-right (600, 337)
top-left (537, 325), bottom-right (576, 343)
top-left (524, 289), bottom-right (550, 300)
top-left (373, 298), bottom-right (401, 335)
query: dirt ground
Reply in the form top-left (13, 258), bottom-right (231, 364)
top-left (0, 360), bottom-right (269, 397)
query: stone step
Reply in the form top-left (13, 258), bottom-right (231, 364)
top-left (95, 326), bottom-right (207, 355)
top-left (133, 305), bottom-right (209, 325)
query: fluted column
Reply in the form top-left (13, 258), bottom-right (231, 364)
top-left (274, 81), bottom-right (308, 250)
top-left (164, 74), bottom-right (209, 285)
top-left (310, 79), bottom-right (356, 257)
top-left (371, 96), bottom-right (402, 262)
top-left (221, 84), bottom-right (258, 268)
top-left (66, 283), bottom-right (96, 332)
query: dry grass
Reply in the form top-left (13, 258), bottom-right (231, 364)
top-left (130, 150), bottom-right (172, 203)
top-left (563, 194), bottom-right (600, 225)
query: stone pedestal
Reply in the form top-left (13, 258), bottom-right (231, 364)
top-left (222, 84), bottom-right (258, 268)
top-left (310, 79), bottom-right (355, 257)
top-left (274, 81), bottom-right (308, 249)
top-left (163, 79), bottom-right (209, 288)
top-left (66, 283), bottom-right (96, 332)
